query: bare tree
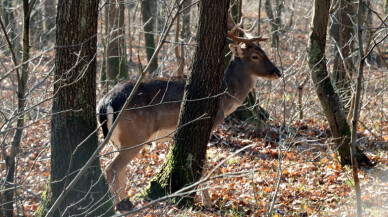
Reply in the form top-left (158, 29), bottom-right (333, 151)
top-left (141, 0), bottom-right (158, 75)
top-left (140, 0), bottom-right (230, 203)
top-left (43, 0), bottom-right (56, 34)
top-left (34, 0), bottom-right (114, 215)
top-left (307, 0), bottom-right (371, 166)
top-left (0, 1), bottom-right (32, 215)
top-left (264, 0), bottom-right (283, 47)
top-left (330, 0), bottom-right (354, 115)
top-left (105, 0), bottom-right (128, 88)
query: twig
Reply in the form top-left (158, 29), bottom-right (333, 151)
top-left (351, 1), bottom-right (364, 216)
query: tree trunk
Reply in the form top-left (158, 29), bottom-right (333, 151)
top-left (308, 0), bottom-right (371, 167)
top-left (257, 0), bottom-right (262, 34)
top-left (2, 0), bottom-right (16, 41)
top-left (106, 0), bottom-right (128, 87)
top-left (1, 1), bottom-right (30, 215)
top-left (34, 1), bottom-right (114, 216)
top-left (181, 0), bottom-right (192, 42)
top-left (265, 0), bottom-right (282, 48)
top-left (141, 0), bottom-right (158, 75)
top-left (43, 0), bottom-right (56, 34)
top-left (330, 0), bottom-right (354, 115)
top-left (140, 0), bottom-right (230, 204)
top-left (385, 0), bottom-right (388, 14)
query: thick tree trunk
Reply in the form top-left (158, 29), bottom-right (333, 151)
top-left (106, 0), bottom-right (128, 87)
top-left (141, 0), bottom-right (158, 75)
top-left (34, 1), bottom-right (114, 216)
top-left (140, 0), bottom-right (230, 203)
top-left (308, 0), bottom-right (371, 166)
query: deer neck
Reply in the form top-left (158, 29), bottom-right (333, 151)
top-left (220, 57), bottom-right (256, 116)
top-left (223, 57), bottom-right (255, 102)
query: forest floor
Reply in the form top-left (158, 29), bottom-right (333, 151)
top-left (101, 118), bottom-right (387, 217)
top-left (16, 114), bottom-right (388, 217)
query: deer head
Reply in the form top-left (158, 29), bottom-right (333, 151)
top-left (227, 19), bottom-right (281, 79)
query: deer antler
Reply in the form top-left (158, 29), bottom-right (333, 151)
top-left (227, 15), bottom-right (267, 45)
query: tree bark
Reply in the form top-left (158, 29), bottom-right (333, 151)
top-left (1, 0), bottom-right (16, 41)
top-left (141, 0), bottom-right (158, 75)
top-left (140, 0), bottom-right (230, 204)
top-left (330, 0), bottom-right (354, 115)
top-left (308, 0), bottom-right (371, 166)
top-left (34, 1), bottom-right (114, 216)
top-left (385, 0), bottom-right (388, 14)
top-left (265, 0), bottom-right (282, 48)
top-left (1, 1), bottom-right (30, 215)
top-left (106, 0), bottom-right (128, 87)
top-left (181, 0), bottom-right (192, 42)
top-left (43, 0), bottom-right (56, 33)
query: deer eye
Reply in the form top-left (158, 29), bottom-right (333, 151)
top-left (251, 55), bottom-right (260, 60)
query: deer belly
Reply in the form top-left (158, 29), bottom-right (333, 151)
top-left (147, 107), bottom-right (180, 143)
top-left (148, 128), bottom-right (176, 143)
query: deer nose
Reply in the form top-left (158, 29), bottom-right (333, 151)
top-left (273, 67), bottom-right (282, 78)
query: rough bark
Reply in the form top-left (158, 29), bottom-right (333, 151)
top-left (34, 1), bottom-right (114, 216)
top-left (106, 0), bottom-right (128, 87)
top-left (140, 0), bottom-right (230, 203)
top-left (141, 0), bottom-right (158, 75)
top-left (330, 0), bottom-right (354, 115)
top-left (308, 0), bottom-right (371, 166)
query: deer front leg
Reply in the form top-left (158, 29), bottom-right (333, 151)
top-left (201, 159), bottom-right (212, 207)
top-left (105, 146), bottom-right (142, 208)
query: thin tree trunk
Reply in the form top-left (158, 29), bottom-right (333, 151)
top-left (175, 3), bottom-right (184, 76)
top-left (141, 0), bottom-right (158, 75)
top-left (257, 0), bottom-right (262, 34)
top-left (385, 0), bottom-right (388, 14)
top-left (288, 0), bottom-right (296, 28)
top-left (181, 0), bottom-right (192, 41)
top-left (330, 0), bottom-right (354, 115)
top-left (34, 1), bottom-right (114, 216)
top-left (265, 0), bottom-right (281, 48)
top-left (307, 0), bottom-right (371, 166)
top-left (141, 0), bottom-right (230, 204)
top-left (43, 0), bottom-right (56, 34)
top-left (351, 1), bottom-right (365, 216)
top-left (2, 0), bottom-right (16, 42)
top-left (106, 0), bottom-right (128, 87)
top-left (1, 1), bottom-right (30, 215)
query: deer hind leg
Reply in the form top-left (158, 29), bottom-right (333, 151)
top-left (106, 145), bottom-right (142, 204)
top-left (201, 160), bottom-right (212, 207)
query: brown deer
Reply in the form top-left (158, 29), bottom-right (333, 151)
top-left (97, 22), bottom-right (281, 208)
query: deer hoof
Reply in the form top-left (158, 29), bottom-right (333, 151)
top-left (116, 198), bottom-right (133, 212)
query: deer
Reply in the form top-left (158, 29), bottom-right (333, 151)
top-left (97, 20), bottom-right (281, 210)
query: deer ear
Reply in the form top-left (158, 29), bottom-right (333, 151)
top-left (229, 44), bottom-right (243, 57)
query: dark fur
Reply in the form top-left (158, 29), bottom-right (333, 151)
top-left (98, 77), bottom-right (186, 138)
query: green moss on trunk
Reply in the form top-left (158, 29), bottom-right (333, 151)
top-left (139, 0), bottom-right (230, 204)
top-left (308, 0), bottom-right (371, 167)
top-left (34, 1), bottom-right (114, 215)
